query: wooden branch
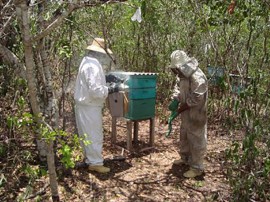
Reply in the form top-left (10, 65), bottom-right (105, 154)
top-left (0, 13), bottom-right (15, 37)
top-left (32, 4), bottom-right (76, 42)
top-left (0, 0), bottom-right (13, 15)
top-left (32, 0), bottom-right (128, 43)
top-left (25, 184), bottom-right (50, 200)
top-left (0, 43), bottom-right (26, 79)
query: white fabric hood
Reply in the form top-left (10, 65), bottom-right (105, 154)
top-left (170, 50), bottom-right (198, 78)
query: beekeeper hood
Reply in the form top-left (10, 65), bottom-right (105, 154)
top-left (86, 38), bottom-right (115, 72)
top-left (86, 38), bottom-right (113, 54)
top-left (169, 50), bottom-right (198, 78)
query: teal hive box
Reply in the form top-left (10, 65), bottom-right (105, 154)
top-left (125, 98), bottom-right (156, 120)
top-left (128, 87), bottom-right (156, 99)
top-left (126, 75), bottom-right (157, 88)
top-left (126, 73), bottom-right (157, 120)
top-left (111, 72), bottom-right (157, 120)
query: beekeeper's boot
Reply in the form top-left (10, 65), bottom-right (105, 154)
top-left (88, 165), bottom-right (110, 173)
top-left (173, 159), bottom-right (188, 165)
top-left (183, 167), bottom-right (203, 178)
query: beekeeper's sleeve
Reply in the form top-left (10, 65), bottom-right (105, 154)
top-left (82, 61), bottom-right (108, 100)
top-left (172, 77), bottom-right (181, 101)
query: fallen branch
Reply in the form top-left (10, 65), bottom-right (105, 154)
top-left (182, 182), bottom-right (221, 197)
top-left (25, 184), bottom-right (50, 200)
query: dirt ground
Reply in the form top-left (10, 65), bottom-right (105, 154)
top-left (39, 108), bottom-right (232, 202)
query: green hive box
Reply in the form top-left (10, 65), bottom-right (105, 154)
top-left (123, 73), bottom-right (157, 120)
top-left (126, 75), bottom-right (157, 88)
top-left (126, 98), bottom-right (156, 120)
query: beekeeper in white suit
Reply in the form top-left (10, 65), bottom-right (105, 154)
top-left (169, 50), bottom-right (208, 178)
top-left (74, 38), bottom-right (117, 173)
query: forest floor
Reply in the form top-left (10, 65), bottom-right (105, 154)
top-left (2, 106), bottom-right (234, 202)
top-left (47, 109), bottom-right (232, 202)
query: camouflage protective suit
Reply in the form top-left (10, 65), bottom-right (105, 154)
top-left (171, 50), bottom-right (208, 170)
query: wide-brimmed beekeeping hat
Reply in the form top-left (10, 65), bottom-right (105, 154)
top-left (86, 38), bottom-right (113, 54)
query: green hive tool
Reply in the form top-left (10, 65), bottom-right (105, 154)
top-left (166, 99), bottom-right (179, 137)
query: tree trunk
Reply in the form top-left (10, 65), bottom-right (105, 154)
top-left (15, 1), bottom-right (47, 160)
top-left (47, 137), bottom-right (60, 202)
top-left (40, 41), bottom-right (60, 202)
top-left (15, 1), bottom-right (60, 201)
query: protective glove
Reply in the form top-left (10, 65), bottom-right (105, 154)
top-left (171, 68), bottom-right (186, 78)
top-left (108, 84), bottom-right (119, 94)
top-left (106, 74), bottom-right (124, 83)
top-left (178, 103), bottom-right (190, 114)
top-left (166, 111), bottom-right (179, 138)
top-left (166, 99), bottom-right (179, 138)
top-left (113, 86), bottom-right (119, 93)
top-left (168, 99), bottom-right (179, 111)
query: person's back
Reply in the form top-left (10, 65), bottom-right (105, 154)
top-left (74, 55), bottom-right (107, 107)
top-left (74, 38), bottom-right (114, 174)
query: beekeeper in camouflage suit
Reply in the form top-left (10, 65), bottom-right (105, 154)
top-left (169, 50), bottom-right (208, 178)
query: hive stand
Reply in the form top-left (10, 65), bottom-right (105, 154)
top-left (111, 116), bottom-right (155, 152)
top-left (108, 72), bottom-right (157, 152)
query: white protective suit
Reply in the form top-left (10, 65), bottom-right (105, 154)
top-left (171, 50), bottom-right (208, 170)
top-left (74, 55), bottom-right (109, 166)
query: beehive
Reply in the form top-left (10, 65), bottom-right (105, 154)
top-left (111, 72), bottom-right (157, 120)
